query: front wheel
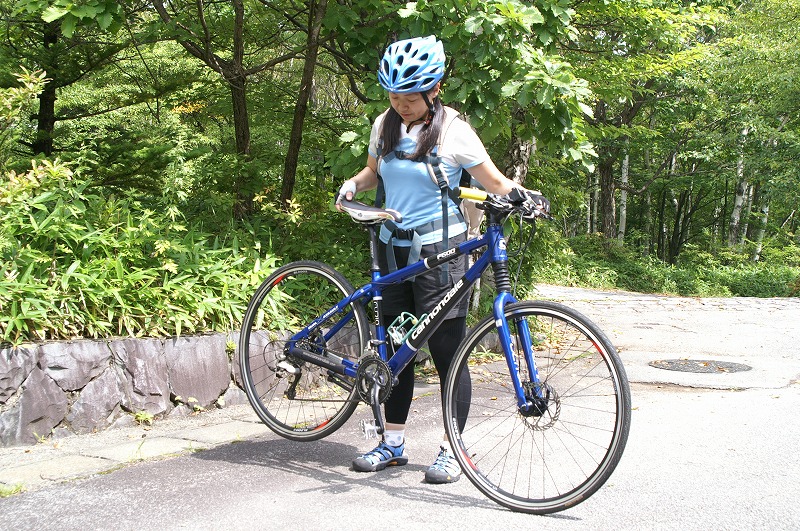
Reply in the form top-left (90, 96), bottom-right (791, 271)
top-left (239, 261), bottom-right (370, 441)
top-left (443, 301), bottom-right (631, 514)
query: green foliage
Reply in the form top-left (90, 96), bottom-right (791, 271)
top-left (133, 410), bottom-right (153, 426)
top-left (2, 0), bottom-right (799, 350)
top-left (534, 234), bottom-right (800, 298)
top-left (251, 181), bottom-right (371, 285)
top-left (0, 159), bottom-right (276, 344)
top-left (0, 68), bottom-right (47, 169)
top-left (15, 0), bottom-right (124, 37)
top-left (325, 0), bottom-right (595, 179)
top-left (0, 483), bottom-right (25, 498)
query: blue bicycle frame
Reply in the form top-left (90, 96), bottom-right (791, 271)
top-left (285, 210), bottom-right (544, 420)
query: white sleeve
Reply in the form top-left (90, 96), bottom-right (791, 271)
top-left (441, 118), bottom-right (489, 169)
top-left (368, 111), bottom-right (389, 158)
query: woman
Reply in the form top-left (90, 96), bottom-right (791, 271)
top-left (337, 35), bottom-right (548, 484)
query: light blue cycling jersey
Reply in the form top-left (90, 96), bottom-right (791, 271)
top-left (368, 109), bottom-right (488, 246)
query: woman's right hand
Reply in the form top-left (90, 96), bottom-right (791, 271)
top-left (335, 180), bottom-right (357, 211)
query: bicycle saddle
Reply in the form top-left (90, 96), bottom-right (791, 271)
top-left (340, 199), bottom-right (403, 224)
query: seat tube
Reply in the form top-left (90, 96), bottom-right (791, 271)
top-left (367, 225), bottom-right (389, 360)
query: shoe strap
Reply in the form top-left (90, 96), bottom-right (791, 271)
top-left (431, 449), bottom-right (458, 472)
top-left (366, 442), bottom-right (399, 463)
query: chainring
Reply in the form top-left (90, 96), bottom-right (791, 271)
top-left (355, 355), bottom-right (392, 404)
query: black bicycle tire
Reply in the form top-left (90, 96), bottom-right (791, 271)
top-left (443, 300), bottom-right (631, 514)
top-left (239, 260), bottom-right (370, 441)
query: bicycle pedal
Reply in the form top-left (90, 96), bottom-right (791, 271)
top-left (359, 419), bottom-right (379, 439)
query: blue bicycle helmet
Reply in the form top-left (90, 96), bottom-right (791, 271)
top-left (378, 36), bottom-right (445, 93)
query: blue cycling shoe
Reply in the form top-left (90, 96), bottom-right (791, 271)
top-left (353, 440), bottom-right (408, 472)
top-left (424, 446), bottom-right (461, 484)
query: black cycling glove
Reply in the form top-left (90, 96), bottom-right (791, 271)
top-left (525, 189), bottom-right (551, 216)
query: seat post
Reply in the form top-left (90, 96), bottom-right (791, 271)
top-left (367, 224), bottom-right (382, 274)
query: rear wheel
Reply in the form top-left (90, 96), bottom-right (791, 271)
top-left (239, 261), bottom-right (369, 441)
top-left (443, 301), bottom-right (631, 514)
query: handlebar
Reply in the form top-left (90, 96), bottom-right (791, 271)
top-left (339, 188), bottom-right (551, 226)
top-left (456, 187), bottom-right (552, 221)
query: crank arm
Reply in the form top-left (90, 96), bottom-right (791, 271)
top-left (369, 381), bottom-right (385, 435)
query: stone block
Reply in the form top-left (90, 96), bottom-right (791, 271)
top-left (221, 383), bottom-right (249, 407)
top-left (0, 344), bottom-right (38, 404)
top-left (66, 367), bottom-right (122, 433)
top-left (39, 340), bottom-right (112, 391)
top-left (0, 367), bottom-right (68, 446)
top-left (166, 334), bottom-right (229, 409)
top-left (110, 337), bottom-right (169, 416)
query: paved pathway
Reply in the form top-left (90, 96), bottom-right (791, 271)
top-left (534, 284), bottom-right (800, 390)
top-left (1, 285), bottom-right (798, 524)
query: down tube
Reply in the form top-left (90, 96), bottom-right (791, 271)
top-left (385, 264), bottom-right (484, 376)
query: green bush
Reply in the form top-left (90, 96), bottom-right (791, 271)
top-left (709, 265), bottom-right (798, 297)
top-left (529, 234), bottom-right (799, 298)
top-left (0, 160), bottom-right (275, 344)
top-left (251, 180), bottom-right (372, 285)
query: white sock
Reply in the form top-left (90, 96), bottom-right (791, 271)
top-left (384, 429), bottom-right (405, 447)
top-left (441, 440), bottom-right (453, 454)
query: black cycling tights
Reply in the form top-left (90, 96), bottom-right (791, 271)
top-left (384, 316), bottom-right (472, 432)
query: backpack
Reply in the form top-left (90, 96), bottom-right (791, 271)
top-left (375, 106), bottom-right (485, 272)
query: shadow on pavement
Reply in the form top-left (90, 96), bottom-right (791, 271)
top-left (188, 436), bottom-right (521, 515)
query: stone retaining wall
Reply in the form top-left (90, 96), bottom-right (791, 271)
top-left (0, 333), bottom-right (248, 447)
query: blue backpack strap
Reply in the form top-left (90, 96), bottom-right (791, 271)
top-left (423, 146), bottom-right (461, 282)
top-left (375, 137), bottom-right (384, 207)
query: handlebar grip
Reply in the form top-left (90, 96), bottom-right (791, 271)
top-left (457, 187), bottom-right (488, 202)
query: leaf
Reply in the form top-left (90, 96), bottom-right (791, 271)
top-left (339, 131), bottom-right (359, 143)
top-left (61, 15), bottom-right (78, 38)
top-left (464, 16), bottom-right (484, 35)
top-left (41, 6), bottom-right (69, 23)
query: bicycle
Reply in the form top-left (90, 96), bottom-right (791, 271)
top-left (238, 187), bottom-right (631, 514)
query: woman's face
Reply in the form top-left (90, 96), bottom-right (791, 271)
top-left (388, 85), bottom-right (439, 126)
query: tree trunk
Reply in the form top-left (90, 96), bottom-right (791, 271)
top-left (280, 0), bottom-right (328, 207)
top-left (657, 189), bottom-right (667, 261)
top-left (598, 154), bottom-right (616, 240)
top-left (668, 191), bottom-right (688, 264)
top-left (728, 127), bottom-right (749, 246)
top-left (31, 21), bottom-right (59, 156)
top-left (618, 150), bottom-right (629, 242)
top-left (228, 71), bottom-right (253, 217)
top-left (643, 190), bottom-right (652, 257)
top-left (750, 198), bottom-right (769, 262)
top-left (589, 172), bottom-right (599, 234)
top-left (739, 182), bottom-right (753, 245)
top-left (502, 109), bottom-right (535, 185)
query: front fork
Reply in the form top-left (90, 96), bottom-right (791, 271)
top-left (493, 292), bottom-right (547, 413)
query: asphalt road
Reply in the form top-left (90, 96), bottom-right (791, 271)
top-left (1, 286), bottom-right (798, 530)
